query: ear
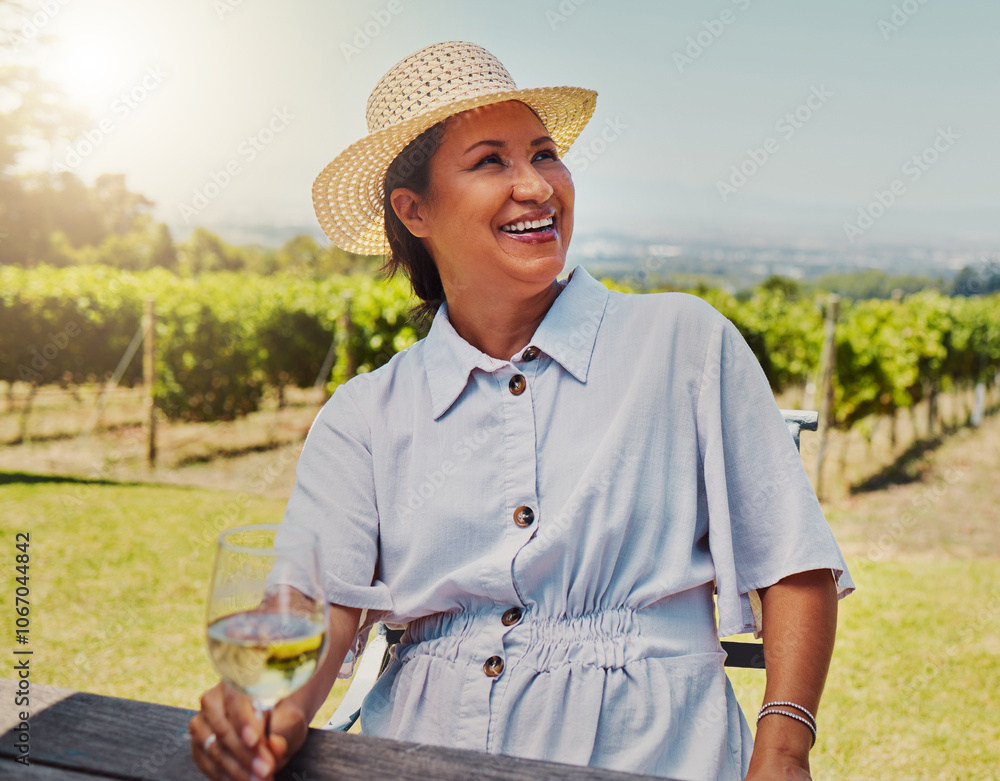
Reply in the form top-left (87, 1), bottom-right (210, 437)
top-left (390, 188), bottom-right (431, 238)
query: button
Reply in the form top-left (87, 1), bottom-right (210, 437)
top-left (521, 346), bottom-right (540, 361)
top-left (508, 374), bottom-right (527, 395)
top-left (483, 656), bottom-right (504, 677)
top-left (501, 608), bottom-right (522, 626)
top-left (513, 506), bottom-right (534, 527)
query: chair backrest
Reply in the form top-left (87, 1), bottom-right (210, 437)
top-left (323, 410), bottom-right (819, 730)
top-left (719, 409), bottom-right (816, 670)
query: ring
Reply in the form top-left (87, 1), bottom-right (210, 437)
top-left (203, 733), bottom-right (217, 752)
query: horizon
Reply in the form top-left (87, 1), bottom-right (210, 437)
top-left (8, 0), bottom-right (1000, 251)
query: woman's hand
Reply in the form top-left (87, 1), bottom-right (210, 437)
top-left (189, 604), bottom-right (362, 779)
top-left (189, 682), bottom-right (308, 781)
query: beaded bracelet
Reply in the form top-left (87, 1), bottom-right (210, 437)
top-left (756, 708), bottom-right (817, 748)
top-left (759, 700), bottom-right (817, 728)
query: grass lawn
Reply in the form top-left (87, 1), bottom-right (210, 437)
top-left (0, 472), bottom-right (350, 727)
top-left (726, 559), bottom-right (1000, 779)
top-left (2, 471), bottom-right (999, 778)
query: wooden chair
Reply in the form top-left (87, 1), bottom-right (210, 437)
top-left (324, 409), bottom-right (819, 732)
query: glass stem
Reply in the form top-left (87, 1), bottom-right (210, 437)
top-left (256, 703), bottom-right (272, 743)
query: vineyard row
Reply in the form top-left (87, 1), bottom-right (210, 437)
top-left (2, 265), bottom-right (999, 431)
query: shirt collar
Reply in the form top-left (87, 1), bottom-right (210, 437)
top-left (423, 265), bottom-right (610, 419)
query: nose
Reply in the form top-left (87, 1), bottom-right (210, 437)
top-left (511, 161), bottom-right (554, 203)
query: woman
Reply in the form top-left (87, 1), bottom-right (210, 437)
top-left (190, 41), bottom-right (853, 781)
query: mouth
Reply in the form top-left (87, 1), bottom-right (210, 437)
top-left (499, 214), bottom-right (556, 240)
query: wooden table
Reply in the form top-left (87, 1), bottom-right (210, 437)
top-left (1, 679), bottom-right (665, 780)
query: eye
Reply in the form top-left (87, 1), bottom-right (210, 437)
top-left (533, 148), bottom-right (559, 162)
top-left (474, 153), bottom-right (504, 168)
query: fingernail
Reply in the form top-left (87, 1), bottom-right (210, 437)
top-left (252, 757), bottom-right (270, 777)
top-left (250, 775), bottom-right (263, 781)
top-left (241, 725), bottom-right (257, 747)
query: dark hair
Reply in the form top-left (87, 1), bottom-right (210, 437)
top-left (382, 122), bottom-right (446, 324)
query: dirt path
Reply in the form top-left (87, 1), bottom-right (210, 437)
top-left (824, 410), bottom-right (1000, 561)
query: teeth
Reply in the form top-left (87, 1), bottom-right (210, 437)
top-left (501, 216), bottom-right (554, 233)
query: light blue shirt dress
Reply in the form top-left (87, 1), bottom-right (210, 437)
top-left (282, 266), bottom-right (854, 780)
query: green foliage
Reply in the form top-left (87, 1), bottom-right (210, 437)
top-left (834, 298), bottom-right (916, 427)
top-left (0, 171), bottom-right (167, 267)
top-left (831, 292), bottom-right (1000, 429)
top-left (52, 218), bottom-right (179, 271)
top-left (811, 269), bottom-right (946, 300)
top-left (0, 264), bottom-right (144, 385)
top-left (151, 273), bottom-right (267, 421)
top-left (741, 289), bottom-right (825, 393)
top-left (610, 275), bottom-right (1000, 431)
top-left (0, 266), bottom-right (422, 421)
top-left (952, 259), bottom-right (1000, 297)
top-left (3, 267), bottom-right (998, 429)
top-left (758, 274), bottom-right (803, 299)
top-left (177, 227), bottom-right (244, 274)
top-left (330, 274), bottom-right (425, 388)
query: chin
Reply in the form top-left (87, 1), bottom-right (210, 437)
top-left (514, 253), bottom-right (566, 283)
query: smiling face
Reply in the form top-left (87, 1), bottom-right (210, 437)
top-left (390, 100), bottom-right (575, 304)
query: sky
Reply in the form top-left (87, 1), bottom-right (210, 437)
top-left (11, 0), bottom-right (1000, 249)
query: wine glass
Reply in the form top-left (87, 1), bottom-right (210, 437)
top-left (206, 524), bottom-right (329, 734)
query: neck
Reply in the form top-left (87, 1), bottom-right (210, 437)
top-left (445, 279), bottom-right (562, 360)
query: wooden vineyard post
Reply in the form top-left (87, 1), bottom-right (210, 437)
top-left (16, 382), bottom-right (38, 445)
top-left (144, 298), bottom-right (157, 467)
top-left (313, 298), bottom-right (356, 406)
top-left (313, 329), bottom-right (338, 404)
top-left (339, 298), bottom-right (357, 382)
top-left (812, 294), bottom-right (839, 499)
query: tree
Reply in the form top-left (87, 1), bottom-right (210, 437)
top-left (91, 173), bottom-right (155, 235)
top-left (952, 260), bottom-right (1000, 297)
top-left (178, 227), bottom-right (244, 274)
top-left (0, 3), bottom-right (169, 269)
top-left (277, 234), bottom-right (321, 274)
top-left (149, 222), bottom-right (178, 270)
top-left (316, 241), bottom-right (380, 276)
top-left (758, 274), bottom-right (802, 300)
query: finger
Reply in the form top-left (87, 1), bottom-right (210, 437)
top-left (190, 711), bottom-right (251, 781)
top-left (189, 713), bottom-right (221, 780)
top-left (200, 683), bottom-right (259, 769)
top-left (220, 686), bottom-right (280, 780)
top-left (267, 701), bottom-right (309, 769)
top-left (222, 682), bottom-right (265, 749)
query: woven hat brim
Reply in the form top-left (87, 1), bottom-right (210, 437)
top-left (312, 86), bottom-right (597, 256)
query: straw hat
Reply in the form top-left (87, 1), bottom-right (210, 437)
top-left (312, 41), bottom-right (597, 256)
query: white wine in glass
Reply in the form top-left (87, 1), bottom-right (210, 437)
top-left (206, 524), bottom-right (329, 720)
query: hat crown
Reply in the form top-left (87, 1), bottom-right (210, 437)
top-left (365, 41), bottom-right (518, 134)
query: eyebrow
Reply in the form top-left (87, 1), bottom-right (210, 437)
top-left (463, 136), bottom-right (554, 155)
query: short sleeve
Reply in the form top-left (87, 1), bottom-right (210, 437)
top-left (281, 379), bottom-right (393, 614)
top-left (697, 315), bottom-right (854, 638)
